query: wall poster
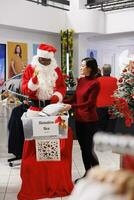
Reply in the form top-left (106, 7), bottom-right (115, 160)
top-left (0, 44), bottom-right (6, 86)
top-left (87, 49), bottom-right (97, 60)
top-left (7, 41), bottom-right (28, 79)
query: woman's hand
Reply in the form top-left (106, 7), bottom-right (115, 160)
top-left (62, 104), bottom-right (72, 112)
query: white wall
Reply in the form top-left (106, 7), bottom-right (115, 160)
top-left (0, 27), bottom-right (61, 78)
top-left (1, 0), bottom-right (134, 35)
top-left (106, 9), bottom-right (134, 33)
top-left (67, 0), bottom-right (105, 34)
top-left (1, 0), bottom-right (134, 79)
top-left (73, 34), bottom-right (79, 77)
top-left (0, 0), bottom-right (105, 34)
top-left (77, 33), bottom-right (134, 78)
top-left (79, 0), bottom-right (87, 9)
top-left (0, 0), bottom-right (66, 33)
top-left (67, 10), bottom-right (105, 34)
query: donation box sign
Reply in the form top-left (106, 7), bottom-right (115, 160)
top-left (32, 117), bottom-right (59, 138)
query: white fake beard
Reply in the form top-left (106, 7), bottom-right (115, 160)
top-left (31, 56), bottom-right (58, 100)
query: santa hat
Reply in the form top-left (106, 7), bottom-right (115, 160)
top-left (37, 43), bottom-right (57, 59)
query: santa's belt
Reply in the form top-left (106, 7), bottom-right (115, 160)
top-left (29, 99), bottom-right (50, 108)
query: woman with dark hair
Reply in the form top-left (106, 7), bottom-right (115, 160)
top-left (9, 44), bottom-right (24, 78)
top-left (64, 57), bottom-right (100, 182)
top-left (14, 44), bottom-right (22, 57)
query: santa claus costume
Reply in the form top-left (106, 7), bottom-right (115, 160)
top-left (17, 44), bottom-right (73, 200)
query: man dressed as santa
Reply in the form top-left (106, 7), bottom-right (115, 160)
top-left (18, 43), bottom-right (73, 200)
top-left (21, 43), bottom-right (66, 113)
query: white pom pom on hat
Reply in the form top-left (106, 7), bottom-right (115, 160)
top-left (37, 43), bottom-right (57, 59)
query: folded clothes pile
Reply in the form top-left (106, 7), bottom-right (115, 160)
top-left (39, 103), bottom-right (67, 116)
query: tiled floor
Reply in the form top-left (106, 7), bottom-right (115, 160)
top-left (0, 141), bottom-right (120, 200)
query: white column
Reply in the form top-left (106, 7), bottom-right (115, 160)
top-left (66, 53), bottom-right (69, 75)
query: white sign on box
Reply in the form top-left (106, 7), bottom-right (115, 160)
top-left (32, 116), bottom-right (59, 138)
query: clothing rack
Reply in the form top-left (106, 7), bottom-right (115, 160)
top-left (7, 89), bottom-right (28, 99)
top-left (0, 73), bottom-right (30, 102)
top-left (0, 73), bottom-right (22, 94)
top-left (0, 74), bottom-right (30, 167)
top-left (0, 73), bottom-right (23, 90)
top-left (94, 132), bottom-right (134, 155)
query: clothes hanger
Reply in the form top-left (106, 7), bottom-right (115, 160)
top-left (0, 74), bottom-right (30, 167)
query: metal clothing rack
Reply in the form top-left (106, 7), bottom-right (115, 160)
top-left (1, 73), bottom-right (22, 89)
top-left (7, 89), bottom-right (28, 99)
top-left (0, 74), bottom-right (29, 167)
top-left (1, 73), bottom-right (29, 100)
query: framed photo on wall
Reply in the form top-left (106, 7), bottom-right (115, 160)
top-left (87, 49), bottom-right (97, 59)
top-left (7, 41), bottom-right (28, 79)
top-left (0, 44), bottom-right (6, 86)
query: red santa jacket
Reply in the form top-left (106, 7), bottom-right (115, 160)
top-left (21, 64), bottom-right (66, 101)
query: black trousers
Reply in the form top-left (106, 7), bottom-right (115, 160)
top-left (97, 107), bottom-right (109, 132)
top-left (97, 107), bottom-right (117, 133)
top-left (75, 121), bottom-right (99, 171)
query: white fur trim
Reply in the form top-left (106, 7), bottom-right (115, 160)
top-left (37, 49), bottom-right (54, 59)
top-left (53, 92), bottom-right (63, 102)
top-left (28, 78), bottom-right (39, 91)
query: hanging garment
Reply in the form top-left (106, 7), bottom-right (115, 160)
top-left (8, 103), bottom-right (29, 158)
top-left (122, 155), bottom-right (134, 172)
top-left (17, 128), bottom-right (74, 200)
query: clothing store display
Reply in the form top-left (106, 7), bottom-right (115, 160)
top-left (8, 103), bottom-right (29, 158)
top-left (18, 128), bottom-right (73, 200)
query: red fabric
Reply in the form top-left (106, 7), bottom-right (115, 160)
top-left (96, 76), bottom-right (117, 107)
top-left (17, 128), bottom-right (74, 200)
top-left (50, 95), bottom-right (59, 104)
top-left (122, 155), bottom-right (134, 172)
top-left (32, 75), bottom-right (38, 84)
top-left (21, 64), bottom-right (66, 101)
top-left (64, 77), bottom-right (100, 122)
top-left (38, 43), bottom-right (57, 53)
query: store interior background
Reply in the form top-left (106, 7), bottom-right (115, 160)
top-left (1, 0), bottom-right (134, 79)
top-left (0, 0), bottom-right (134, 199)
top-left (0, 0), bottom-right (134, 156)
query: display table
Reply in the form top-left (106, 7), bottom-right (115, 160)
top-left (18, 128), bottom-right (74, 200)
